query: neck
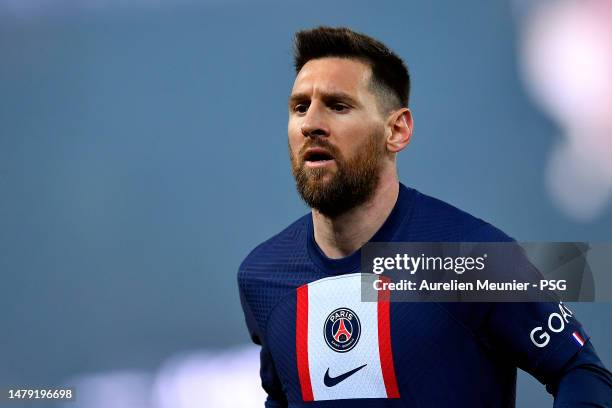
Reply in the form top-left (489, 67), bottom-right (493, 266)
top-left (312, 171), bottom-right (400, 259)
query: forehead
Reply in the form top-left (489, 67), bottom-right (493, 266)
top-left (291, 57), bottom-right (373, 97)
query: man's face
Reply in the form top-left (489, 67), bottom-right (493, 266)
top-left (288, 57), bottom-right (389, 217)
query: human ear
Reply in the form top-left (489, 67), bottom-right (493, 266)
top-left (386, 108), bottom-right (413, 153)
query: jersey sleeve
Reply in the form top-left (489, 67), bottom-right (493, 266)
top-left (462, 226), bottom-right (594, 384)
top-left (482, 301), bottom-right (590, 385)
top-left (238, 276), bottom-right (288, 407)
top-left (260, 342), bottom-right (289, 408)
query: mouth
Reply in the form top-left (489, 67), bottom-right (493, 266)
top-left (303, 147), bottom-right (335, 168)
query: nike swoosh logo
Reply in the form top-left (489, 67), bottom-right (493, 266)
top-left (323, 364), bottom-right (367, 387)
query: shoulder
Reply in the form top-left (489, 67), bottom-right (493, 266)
top-left (238, 213), bottom-right (310, 279)
top-left (407, 187), bottom-right (513, 242)
top-left (237, 213), bottom-right (314, 338)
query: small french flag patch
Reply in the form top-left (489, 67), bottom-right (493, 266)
top-left (572, 331), bottom-right (586, 347)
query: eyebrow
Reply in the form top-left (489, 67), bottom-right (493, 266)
top-left (288, 91), bottom-right (360, 107)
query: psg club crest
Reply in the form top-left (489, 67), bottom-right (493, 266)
top-left (324, 307), bottom-right (361, 353)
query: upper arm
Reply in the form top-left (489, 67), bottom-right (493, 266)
top-left (483, 301), bottom-right (590, 385)
top-left (238, 269), bottom-right (288, 407)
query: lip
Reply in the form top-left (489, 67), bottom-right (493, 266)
top-left (304, 159), bottom-right (335, 168)
top-left (303, 147), bottom-right (334, 159)
top-left (303, 147), bottom-right (335, 168)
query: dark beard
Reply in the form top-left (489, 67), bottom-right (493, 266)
top-left (290, 131), bottom-right (384, 218)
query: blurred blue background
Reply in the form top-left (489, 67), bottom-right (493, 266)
top-left (1, 0), bottom-right (610, 406)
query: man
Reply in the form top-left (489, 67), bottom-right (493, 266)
top-left (238, 26), bottom-right (611, 407)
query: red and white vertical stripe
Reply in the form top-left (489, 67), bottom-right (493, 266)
top-left (296, 274), bottom-right (399, 402)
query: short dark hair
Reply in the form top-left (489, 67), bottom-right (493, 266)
top-left (293, 26), bottom-right (410, 113)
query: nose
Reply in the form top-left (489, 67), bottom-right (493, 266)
top-left (300, 102), bottom-right (330, 138)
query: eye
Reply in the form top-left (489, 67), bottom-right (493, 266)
top-left (294, 104), bottom-right (309, 114)
top-left (330, 103), bottom-right (348, 112)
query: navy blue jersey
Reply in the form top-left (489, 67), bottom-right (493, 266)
top-left (238, 183), bottom-right (599, 407)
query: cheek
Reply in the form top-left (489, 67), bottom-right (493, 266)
top-left (288, 123), bottom-right (303, 149)
top-left (345, 126), bottom-right (383, 160)
top-left (288, 134), bottom-right (302, 161)
top-left (288, 134), bottom-right (300, 153)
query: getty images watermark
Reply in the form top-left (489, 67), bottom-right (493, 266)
top-left (360, 242), bottom-right (612, 302)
